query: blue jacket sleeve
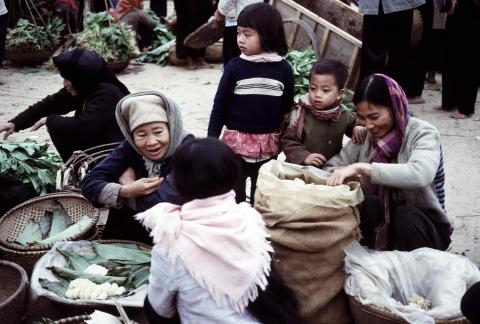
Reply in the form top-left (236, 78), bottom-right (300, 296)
top-left (81, 141), bottom-right (133, 207)
top-left (207, 63), bottom-right (235, 137)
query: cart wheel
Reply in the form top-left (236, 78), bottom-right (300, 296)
top-left (282, 18), bottom-right (319, 54)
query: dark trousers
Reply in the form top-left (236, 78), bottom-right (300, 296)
top-left (442, 0), bottom-right (480, 115)
top-left (173, 0), bottom-right (212, 59)
top-left (223, 25), bottom-right (240, 66)
top-left (461, 281), bottom-right (480, 324)
top-left (0, 13), bottom-right (7, 64)
top-left (103, 207), bottom-right (153, 245)
top-left (359, 5), bottom-right (412, 89)
top-left (234, 157), bottom-right (272, 203)
top-left (360, 195), bottom-right (451, 251)
top-left (150, 0), bottom-right (167, 18)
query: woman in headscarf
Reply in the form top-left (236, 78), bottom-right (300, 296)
top-left (0, 48), bottom-right (130, 161)
top-left (323, 74), bottom-right (452, 251)
top-left (81, 91), bottom-right (194, 242)
top-left (110, 0), bottom-right (156, 51)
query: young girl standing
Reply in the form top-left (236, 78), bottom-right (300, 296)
top-left (208, 3), bottom-right (295, 203)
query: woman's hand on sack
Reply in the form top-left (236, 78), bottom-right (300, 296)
top-left (303, 153), bottom-right (327, 167)
top-left (119, 177), bottom-right (164, 198)
top-left (0, 122), bottom-right (15, 140)
top-left (326, 163), bottom-right (371, 186)
top-left (214, 10), bottom-right (225, 23)
top-left (352, 125), bottom-right (368, 144)
top-left (30, 117), bottom-right (47, 131)
top-left (119, 167), bottom-right (136, 185)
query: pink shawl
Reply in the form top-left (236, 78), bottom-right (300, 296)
top-left (135, 190), bottom-right (273, 313)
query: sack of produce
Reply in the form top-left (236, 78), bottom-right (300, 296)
top-left (254, 160), bottom-right (362, 324)
top-left (30, 240), bottom-right (151, 310)
top-left (183, 18), bottom-right (224, 49)
top-left (345, 241), bottom-right (480, 323)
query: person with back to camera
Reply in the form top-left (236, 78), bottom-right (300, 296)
top-left (281, 59), bottom-right (367, 168)
top-left (0, 48), bottom-right (130, 161)
top-left (137, 137), bottom-right (305, 324)
top-left (324, 74), bottom-right (452, 251)
top-left (208, 3), bottom-right (295, 203)
top-left (81, 91), bottom-right (194, 243)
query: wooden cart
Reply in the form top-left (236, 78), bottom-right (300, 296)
top-left (271, 0), bottom-right (362, 89)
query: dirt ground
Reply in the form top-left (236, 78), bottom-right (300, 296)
top-left (0, 60), bottom-right (479, 267)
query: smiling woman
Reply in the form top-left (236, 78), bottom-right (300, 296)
top-left (323, 74), bottom-right (452, 252)
top-left (81, 91), bottom-right (194, 243)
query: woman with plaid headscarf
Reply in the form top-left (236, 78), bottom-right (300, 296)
top-left (324, 74), bottom-right (451, 252)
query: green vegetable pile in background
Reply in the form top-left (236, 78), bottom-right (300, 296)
top-left (6, 17), bottom-right (64, 52)
top-left (15, 200), bottom-right (93, 246)
top-left (0, 139), bottom-right (62, 195)
top-left (40, 242), bottom-right (151, 298)
top-left (75, 12), bottom-right (136, 62)
top-left (137, 11), bottom-right (176, 66)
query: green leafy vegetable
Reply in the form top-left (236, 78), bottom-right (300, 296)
top-left (285, 47), bottom-right (318, 101)
top-left (6, 17), bottom-right (64, 52)
top-left (0, 139), bottom-right (62, 195)
top-left (136, 11), bottom-right (175, 65)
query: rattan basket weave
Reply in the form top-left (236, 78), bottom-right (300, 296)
top-left (348, 295), bottom-right (471, 324)
top-left (5, 47), bottom-right (54, 66)
top-left (0, 193), bottom-right (103, 252)
top-left (0, 260), bottom-right (28, 324)
top-left (52, 314), bottom-right (140, 324)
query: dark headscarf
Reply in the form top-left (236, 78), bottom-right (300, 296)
top-left (52, 48), bottom-right (129, 97)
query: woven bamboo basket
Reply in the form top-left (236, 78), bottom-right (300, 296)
top-left (49, 314), bottom-right (140, 324)
top-left (0, 260), bottom-right (29, 324)
top-left (5, 47), bottom-right (55, 66)
top-left (348, 295), bottom-right (471, 324)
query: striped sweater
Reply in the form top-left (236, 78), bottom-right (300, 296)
top-left (208, 57), bottom-right (295, 137)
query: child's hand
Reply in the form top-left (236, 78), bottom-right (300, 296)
top-left (352, 126), bottom-right (368, 144)
top-left (303, 153), bottom-right (327, 167)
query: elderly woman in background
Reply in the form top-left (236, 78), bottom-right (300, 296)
top-left (0, 48), bottom-right (130, 161)
top-left (324, 74), bottom-right (451, 251)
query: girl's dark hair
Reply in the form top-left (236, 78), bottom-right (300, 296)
top-left (352, 74), bottom-right (392, 108)
top-left (310, 59), bottom-right (349, 89)
top-left (247, 265), bottom-right (305, 324)
top-left (172, 138), bottom-right (240, 202)
top-left (237, 3), bottom-right (289, 56)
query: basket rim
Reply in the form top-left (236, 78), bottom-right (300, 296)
top-left (0, 260), bottom-right (29, 308)
top-left (0, 192), bottom-right (99, 252)
top-left (348, 294), bottom-right (470, 324)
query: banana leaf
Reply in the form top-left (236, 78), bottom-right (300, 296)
top-left (37, 215), bottom-right (93, 245)
top-left (38, 211), bottom-right (53, 239)
top-left (92, 242), bottom-right (151, 265)
top-left (48, 266), bottom-right (127, 285)
top-left (131, 266), bottom-right (150, 288)
top-left (48, 200), bottom-right (72, 236)
top-left (58, 249), bottom-right (95, 272)
top-left (39, 277), bottom-right (69, 298)
top-left (15, 220), bottom-right (42, 245)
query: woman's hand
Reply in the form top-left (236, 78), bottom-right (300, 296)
top-left (119, 177), bottom-right (164, 198)
top-left (0, 122), bottom-right (15, 140)
top-left (214, 10), bottom-right (225, 23)
top-left (30, 117), bottom-right (47, 131)
top-left (352, 125), bottom-right (368, 144)
top-left (303, 153), bottom-right (327, 167)
top-left (326, 163), bottom-right (372, 186)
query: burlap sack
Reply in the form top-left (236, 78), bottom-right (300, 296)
top-left (254, 160), bottom-right (363, 324)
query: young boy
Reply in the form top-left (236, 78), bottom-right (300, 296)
top-left (281, 59), bottom-right (365, 167)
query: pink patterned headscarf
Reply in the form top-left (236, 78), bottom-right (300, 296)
top-left (368, 74), bottom-right (409, 163)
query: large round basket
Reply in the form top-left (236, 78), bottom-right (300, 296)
top-left (0, 260), bottom-right (29, 324)
top-left (107, 60), bottom-right (130, 73)
top-left (5, 47), bottom-right (54, 66)
top-left (48, 314), bottom-right (140, 324)
top-left (348, 295), bottom-right (470, 324)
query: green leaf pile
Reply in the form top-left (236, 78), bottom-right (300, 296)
top-left (40, 242), bottom-right (151, 298)
top-left (0, 139), bottom-right (62, 195)
top-left (285, 47), bottom-right (318, 101)
top-left (6, 17), bottom-right (64, 52)
top-left (75, 12), bottom-right (136, 62)
top-left (137, 11), bottom-right (176, 66)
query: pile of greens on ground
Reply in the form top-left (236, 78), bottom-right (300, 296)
top-left (137, 11), bottom-right (176, 66)
top-left (285, 47), bottom-right (355, 111)
top-left (0, 139), bottom-right (62, 195)
top-left (75, 12), bottom-right (136, 62)
top-left (15, 200), bottom-right (93, 246)
top-left (6, 17), bottom-right (64, 52)
top-left (40, 242), bottom-right (151, 300)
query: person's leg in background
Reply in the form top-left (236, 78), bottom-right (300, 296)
top-left (0, 12), bottom-right (7, 66)
top-left (358, 195), bottom-right (385, 249)
top-left (222, 25), bottom-right (241, 67)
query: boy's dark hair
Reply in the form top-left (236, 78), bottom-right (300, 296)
top-left (237, 3), bottom-right (288, 56)
top-left (172, 138), bottom-right (240, 202)
top-left (352, 74), bottom-right (392, 108)
top-left (310, 59), bottom-right (349, 89)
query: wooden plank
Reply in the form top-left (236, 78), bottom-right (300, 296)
top-left (297, 0), bottom-right (363, 40)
